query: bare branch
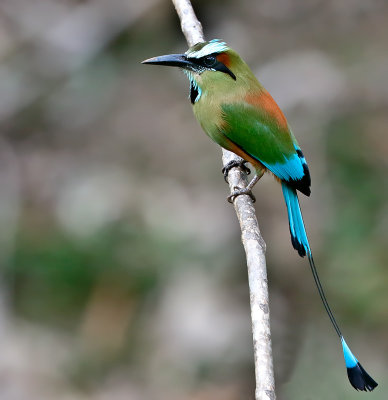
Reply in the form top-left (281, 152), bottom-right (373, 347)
top-left (171, 1), bottom-right (276, 399)
top-left (171, 0), bottom-right (204, 46)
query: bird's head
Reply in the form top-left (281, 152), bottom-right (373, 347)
top-left (142, 40), bottom-right (252, 104)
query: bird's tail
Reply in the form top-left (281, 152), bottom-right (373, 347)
top-left (281, 182), bottom-right (310, 257)
top-left (281, 182), bottom-right (378, 391)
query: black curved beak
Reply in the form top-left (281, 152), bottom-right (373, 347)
top-left (142, 53), bottom-right (193, 69)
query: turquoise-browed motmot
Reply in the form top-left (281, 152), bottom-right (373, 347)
top-left (143, 40), bottom-right (377, 391)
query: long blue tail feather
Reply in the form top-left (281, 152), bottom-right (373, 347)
top-left (281, 182), bottom-right (378, 391)
top-left (281, 182), bottom-right (310, 257)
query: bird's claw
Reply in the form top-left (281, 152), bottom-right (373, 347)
top-left (222, 160), bottom-right (250, 183)
top-left (227, 186), bottom-right (256, 204)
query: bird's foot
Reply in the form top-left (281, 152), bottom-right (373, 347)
top-left (222, 160), bottom-right (250, 183)
top-left (226, 172), bottom-right (262, 204)
top-left (227, 186), bottom-right (256, 204)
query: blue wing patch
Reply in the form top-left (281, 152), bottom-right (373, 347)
top-left (262, 145), bottom-right (311, 196)
top-left (261, 152), bottom-right (304, 181)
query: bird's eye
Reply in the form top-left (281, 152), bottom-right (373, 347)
top-left (203, 55), bottom-right (217, 68)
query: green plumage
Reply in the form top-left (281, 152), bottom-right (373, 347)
top-left (188, 45), bottom-right (306, 186)
top-left (142, 39), bottom-right (378, 392)
top-left (220, 102), bottom-right (295, 166)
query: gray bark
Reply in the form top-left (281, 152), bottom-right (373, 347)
top-left (171, 1), bottom-right (276, 398)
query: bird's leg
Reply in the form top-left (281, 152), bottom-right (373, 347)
top-left (227, 170), bottom-right (264, 204)
top-left (222, 159), bottom-right (251, 183)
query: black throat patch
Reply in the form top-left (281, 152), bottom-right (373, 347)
top-left (190, 81), bottom-right (199, 104)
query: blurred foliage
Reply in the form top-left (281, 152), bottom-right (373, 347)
top-left (9, 224), bottom-right (161, 327)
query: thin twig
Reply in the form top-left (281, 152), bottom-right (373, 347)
top-left (171, 1), bottom-right (276, 399)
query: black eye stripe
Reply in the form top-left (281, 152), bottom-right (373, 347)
top-left (188, 54), bottom-right (236, 81)
top-left (198, 53), bottom-right (218, 68)
top-left (203, 55), bottom-right (217, 67)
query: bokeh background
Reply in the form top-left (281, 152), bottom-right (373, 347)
top-left (0, 0), bottom-right (386, 399)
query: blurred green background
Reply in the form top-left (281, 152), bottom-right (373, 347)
top-left (0, 0), bottom-right (386, 399)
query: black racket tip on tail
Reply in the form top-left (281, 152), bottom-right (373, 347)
top-left (347, 362), bottom-right (378, 392)
top-left (305, 253), bottom-right (378, 392)
top-left (341, 336), bottom-right (378, 392)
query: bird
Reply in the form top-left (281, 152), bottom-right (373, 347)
top-left (142, 39), bottom-right (378, 391)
